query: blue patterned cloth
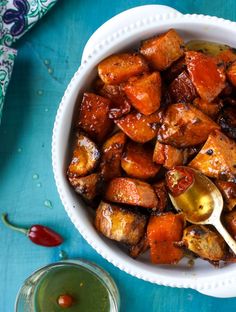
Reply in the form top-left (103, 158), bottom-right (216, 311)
top-left (0, 0), bottom-right (57, 123)
top-left (0, 45), bottom-right (16, 121)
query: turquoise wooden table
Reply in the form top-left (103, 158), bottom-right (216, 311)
top-left (1, 0), bottom-right (236, 311)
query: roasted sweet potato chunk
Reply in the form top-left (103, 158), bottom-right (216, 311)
top-left (129, 234), bottom-right (149, 258)
top-left (100, 131), bottom-right (126, 181)
top-left (121, 142), bottom-right (160, 180)
top-left (183, 225), bottom-right (227, 261)
top-left (215, 180), bottom-right (236, 211)
top-left (95, 201), bottom-right (147, 245)
top-left (123, 72), bottom-right (161, 115)
top-left (68, 173), bottom-right (101, 203)
top-left (67, 133), bottom-right (100, 177)
top-left (193, 97), bottom-right (222, 118)
top-left (153, 141), bottom-right (165, 164)
top-left (94, 79), bottom-right (131, 119)
top-left (115, 110), bottom-right (161, 143)
top-left (185, 51), bottom-right (226, 102)
top-left (105, 177), bottom-right (158, 209)
top-left (157, 103), bottom-right (220, 147)
top-left (227, 61), bottom-right (236, 87)
top-left (98, 53), bottom-right (148, 85)
top-left (153, 140), bottom-right (188, 169)
top-left (189, 130), bottom-right (236, 182)
top-left (77, 93), bottom-right (113, 143)
top-left (140, 29), bottom-right (184, 71)
top-left (168, 70), bottom-right (197, 103)
top-left (152, 181), bottom-right (168, 212)
top-left (147, 213), bottom-right (184, 264)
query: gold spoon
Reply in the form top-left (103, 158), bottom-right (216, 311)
top-left (166, 166), bottom-right (236, 254)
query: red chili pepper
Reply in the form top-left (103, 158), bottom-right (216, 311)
top-left (57, 294), bottom-right (74, 308)
top-left (1, 213), bottom-right (63, 247)
top-left (165, 166), bottom-right (195, 197)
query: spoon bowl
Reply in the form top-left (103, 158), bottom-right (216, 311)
top-left (167, 167), bottom-right (236, 254)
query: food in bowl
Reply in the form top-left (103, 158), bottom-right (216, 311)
top-left (66, 28), bottom-right (236, 266)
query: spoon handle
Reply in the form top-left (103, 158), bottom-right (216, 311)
top-left (212, 219), bottom-right (236, 255)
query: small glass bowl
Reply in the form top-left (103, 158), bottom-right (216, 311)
top-left (15, 259), bottom-right (120, 312)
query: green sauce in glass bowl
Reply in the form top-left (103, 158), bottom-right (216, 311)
top-left (15, 259), bottom-right (120, 312)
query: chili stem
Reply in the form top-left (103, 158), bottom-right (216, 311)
top-left (1, 213), bottom-right (28, 235)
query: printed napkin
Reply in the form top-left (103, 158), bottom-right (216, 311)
top-left (0, 0), bottom-right (58, 122)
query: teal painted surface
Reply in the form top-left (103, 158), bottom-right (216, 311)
top-left (1, 1), bottom-right (236, 311)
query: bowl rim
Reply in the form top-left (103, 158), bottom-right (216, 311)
top-left (52, 11), bottom-right (236, 292)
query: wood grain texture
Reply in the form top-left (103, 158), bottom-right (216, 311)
top-left (1, 1), bottom-right (236, 311)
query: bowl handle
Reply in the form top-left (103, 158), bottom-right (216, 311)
top-left (81, 5), bottom-right (182, 62)
top-left (198, 282), bottom-right (236, 298)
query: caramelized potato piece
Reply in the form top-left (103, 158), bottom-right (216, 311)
top-left (94, 79), bottom-right (131, 119)
top-left (185, 51), bottom-right (226, 102)
top-left (105, 177), bottom-right (158, 209)
top-left (218, 106), bottom-right (236, 139)
top-left (157, 103), bottom-right (220, 147)
top-left (115, 110), bottom-right (161, 143)
top-left (189, 130), bottom-right (236, 182)
top-left (153, 141), bottom-right (165, 164)
top-left (100, 131), bottom-right (126, 181)
top-left (223, 210), bottom-right (236, 239)
top-left (152, 181), bottom-right (168, 212)
top-left (215, 181), bottom-right (236, 211)
top-left (147, 213), bottom-right (184, 264)
top-left (95, 201), bottom-right (147, 245)
top-left (98, 53), bottom-right (148, 85)
top-left (68, 173), bottom-right (101, 203)
top-left (168, 71), bottom-right (197, 103)
top-left (67, 133), bottom-right (100, 177)
top-left (183, 225), bottom-right (227, 261)
top-left (123, 72), bottom-right (161, 115)
top-left (77, 93), bottom-right (113, 143)
top-left (227, 61), bottom-right (236, 87)
top-left (140, 29), bottom-right (184, 71)
top-left (121, 142), bottom-right (160, 180)
top-left (193, 97), bottom-right (222, 118)
top-left (129, 234), bottom-right (149, 258)
top-left (153, 141), bottom-right (187, 169)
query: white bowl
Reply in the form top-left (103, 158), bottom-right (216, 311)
top-left (52, 5), bottom-right (236, 298)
